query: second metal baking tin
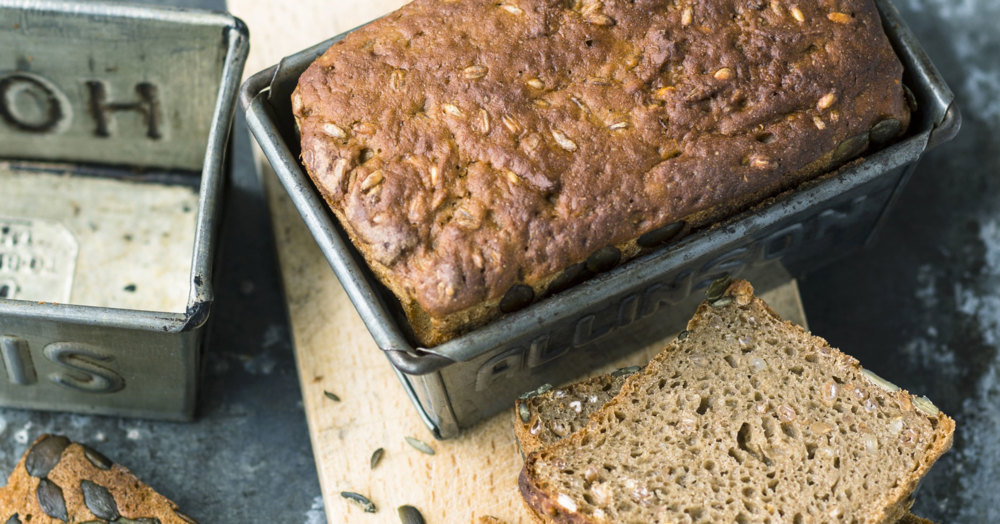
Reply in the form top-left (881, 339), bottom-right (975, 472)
top-left (241, 0), bottom-right (959, 438)
top-left (0, 1), bottom-right (248, 420)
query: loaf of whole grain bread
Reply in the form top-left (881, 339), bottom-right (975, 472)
top-left (294, 0), bottom-right (910, 345)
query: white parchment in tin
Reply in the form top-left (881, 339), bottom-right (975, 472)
top-left (0, 166), bottom-right (197, 312)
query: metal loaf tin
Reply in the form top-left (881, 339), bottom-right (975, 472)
top-left (241, 0), bottom-right (959, 438)
top-left (0, 1), bottom-right (248, 420)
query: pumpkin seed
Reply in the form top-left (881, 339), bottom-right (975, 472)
top-left (518, 402), bottom-right (532, 423)
top-left (832, 132), bottom-right (869, 163)
top-left (499, 284), bottom-right (534, 313)
top-left (869, 118), bottom-right (902, 145)
top-left (5, 514), bottom-right (21, 524)
top-left (710, 296), bottom-right (734, 308)
top-left (637, 221), bottom-right (685, 248)
top-left (83, 445), bottom-right (113, 470)
top-left (519, 383), bottom-right (553, 399)
top-left (25, 435), bottom-right (71, 478)
top-left (913, 395), bottom-right (940, 416)
top-left (586, 246), bottom-right (621, 273)
top-left (324, 390), bottom-right (341, 402)
top-left (546, 262), bottom-right (590, 296)
top-left (37, 478), bottom-right (68, 521)
top-left (174, 511), bottom-right (198, 524)
top-left (118, 518), bottom-right (162, 524)
top-left (903, 84), bottom-right (918, 112)
top-left (341, 491), bottom-right (377, 513)
top-left (677, 330), bottom-right (690, 340)
top-left (370, 447), bottom-right (385, 469)
top-left (405, 436), bottom-right (435, 455)
top-left (861, 368), bottom-right (900, 393)
top-left (81, 480), bottom-right (120, 520)
top-left (611, 366), bottom-right (642, 378)
top-left (705, 275), bottom-right (733, 301)
top-left (398, 505), bottom-right (426, 524)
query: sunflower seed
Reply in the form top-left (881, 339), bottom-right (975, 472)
top-left (681, 6), bottom-right (693, 26)
top-left (501, 3), bottom-right (524, 15)
top-left (832, 132), bottom-right (869, 163)
top-left (442, 103), bottom-right (464, 117)
top-left (175, 511), bottom-right (198, 524)
top-left (526, 78), bottom-right (545, 90)
top-left (398, 505), bottom-right (426, 524)
top-left (827, 11), bottom-right (851, 23)
top-left (706, 275), bottom-right (733, 301)
top-left (81, 480), bottom-right (120, 520)
top-left (588, 13), bottom-right (615, 25)
top-left (552, 130), bottom-right (578, 151)
top-left (518, 402), bottom-right (532, 423)
top-left (5, 514), bottom-right (21, 524)
top-left (790, 6), bottom-right (805, 22)
top-left (502, 115), bottom-right (523, 135)
top-left (322, 123), bottom-right (348, 139)
top-left (390, 69), bottom-right (406, 91)
top-left (478, 109), bottom-right (491, 134)
top-left (37, 478), bottom-right (68, 521)
top-left (370, 447), bottom-right (385, 469)
top-left (637, 221), bottom-right (685, 248)
top-left (714, 67), bottom-right (734, 81)
top-left (324, 390), bottom-right (341, 402)
top-left (25, 435), bottom-right (71, 478)
top-left (608, 121), bottom-right (629, 130)
top-left (405, 436), bottom-right (435, 455)
top-left (342, 492), bottom-right (377, 513)
top-left (586, 246), bottom-right (620, 273)
top-left (499, 284), bottom-right (535, 313)
top-left (611, 366), bottom-right (642, 378)
top-left (817, 92), bottom-right (837, 111)
top-left (463, 65), bottom-right (489, 79)
top-left (82, 445), bottom-right (113, 471)
top-left (869, 118), bottom-right (902, 145)
top-left (360, 170), bottom-right (384, 193)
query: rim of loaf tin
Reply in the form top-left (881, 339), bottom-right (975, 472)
top-left (241, 0), bottom-right (959, 436)
top-left (0, 1), bottom-right (249, 420)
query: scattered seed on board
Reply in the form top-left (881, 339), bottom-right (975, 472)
top-left (405, 436), bottom-right (435, 455)
top-left (341, 491), bottom-right (377, 513)
top-left (370, 447), bottom-right (385, 469)
top-left (324, 391), bottom-right (341, 402)
top-left (397, 505), bottom-right (427, 524)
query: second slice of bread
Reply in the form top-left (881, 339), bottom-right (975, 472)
top-left (519, 280), bottom-right (954, 523)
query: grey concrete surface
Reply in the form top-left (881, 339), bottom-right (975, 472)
top-left (2, 0), bottom-right (998, 522)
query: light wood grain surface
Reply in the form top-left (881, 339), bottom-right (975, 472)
top-left (228, 2), bottom-right (807, 522)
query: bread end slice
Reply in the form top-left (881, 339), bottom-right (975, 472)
top-left (520, 280), bottom-right (954, 524)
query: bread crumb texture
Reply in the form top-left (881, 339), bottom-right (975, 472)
top-left (519, 282), bottom-right (954, 523)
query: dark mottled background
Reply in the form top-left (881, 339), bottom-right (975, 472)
top-left (2, 0), bottom-right (998, 521)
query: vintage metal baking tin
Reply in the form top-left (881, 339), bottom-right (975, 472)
top-left (241, 0), bottom-right (959, 438)
top-left (0, 1), bottom-right (248, 420)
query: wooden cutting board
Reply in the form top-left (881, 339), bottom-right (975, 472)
top-left (229, 2), bottom-right (808, 522)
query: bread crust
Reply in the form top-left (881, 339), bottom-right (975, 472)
top-left (1, 434), bottom-right (194, 523)
top-left (295, 0), bottom-right (910, 345)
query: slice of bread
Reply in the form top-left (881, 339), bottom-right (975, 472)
top-left (519, 280), bottom-right (954, 523)
top-left (1, 434), bottom-right (196, 523)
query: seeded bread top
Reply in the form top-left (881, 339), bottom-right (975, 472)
top-left (1, 435), bottom-right (195, 523)
top-left (519, 281), bottom-right (954, 523)
top-left (294, 0), bottom-right (909, 319)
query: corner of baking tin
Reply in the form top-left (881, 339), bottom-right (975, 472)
top-left (179, 297), bottom-right (213, 332)
top-left (926, 102), bottom-right (962, 151)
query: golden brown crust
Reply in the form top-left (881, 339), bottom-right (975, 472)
top-left (295, 0), bottom-right (911, 345)
top-left (1, 434), bottom-right (195, 524)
